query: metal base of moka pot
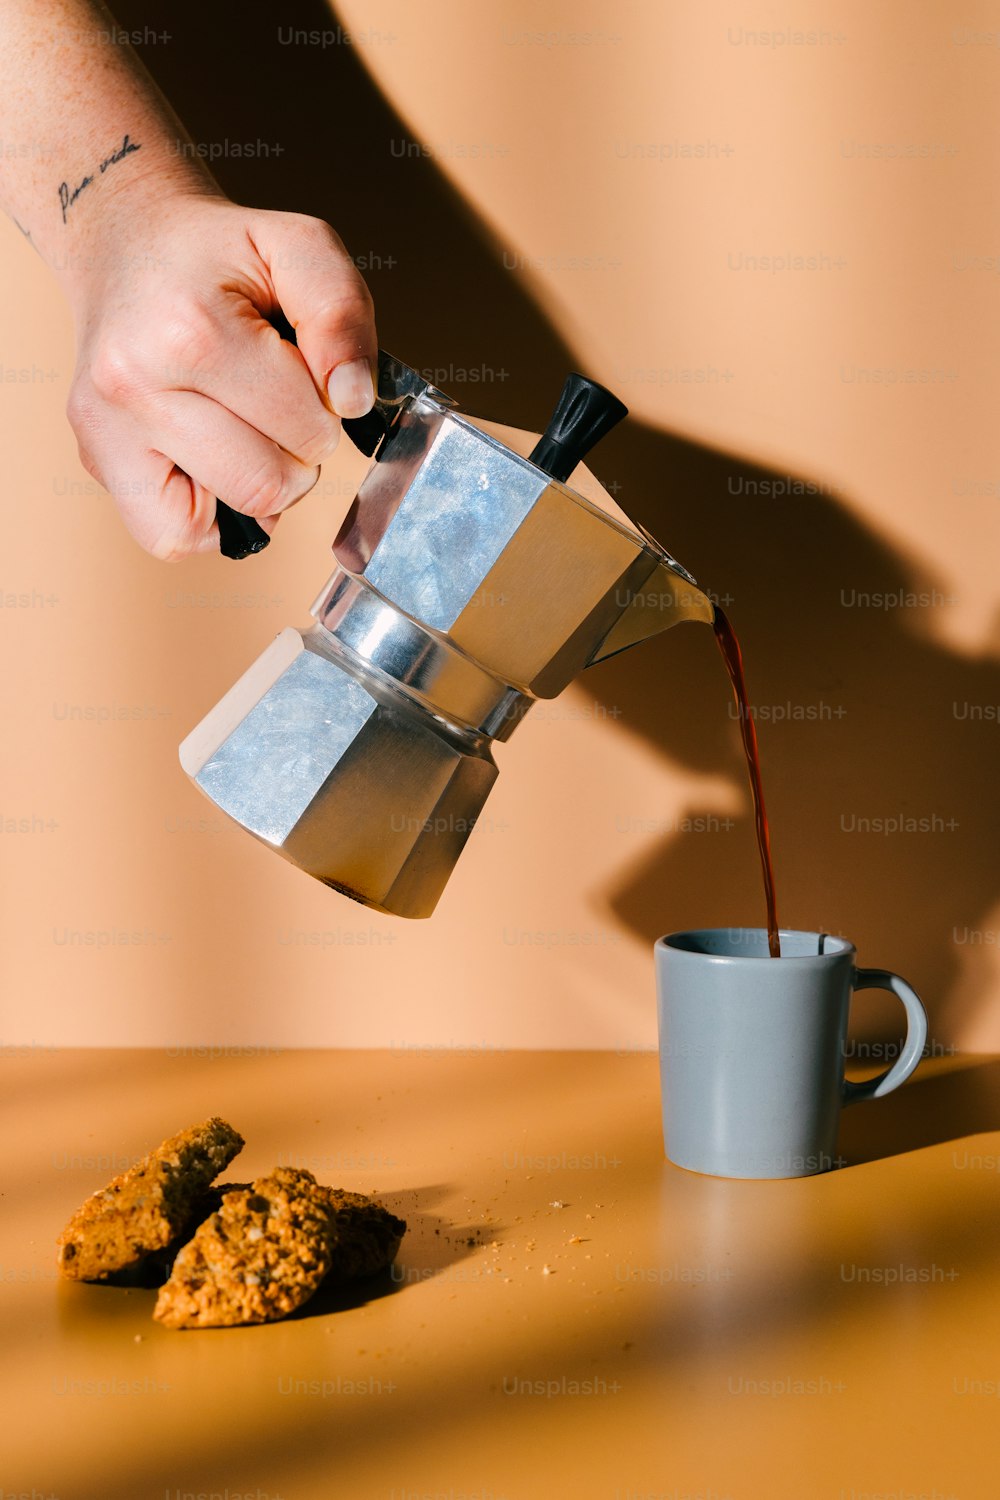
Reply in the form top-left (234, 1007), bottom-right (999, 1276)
top-left (180, 618), bottom-right (502, 918)
top-left (179, 356), bottom-right (714, 918)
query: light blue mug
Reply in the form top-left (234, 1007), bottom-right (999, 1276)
top-left (654, 928), bottom-right (928, 1179)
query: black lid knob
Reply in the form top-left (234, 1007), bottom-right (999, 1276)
top-left (528, 372), bottom-right (628, 482)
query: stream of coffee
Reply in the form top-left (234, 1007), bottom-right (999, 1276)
top-left (712, 607), bottom-right (781, 957)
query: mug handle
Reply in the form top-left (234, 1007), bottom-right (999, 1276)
top-left (842, 967), bottom-right (928, 1106)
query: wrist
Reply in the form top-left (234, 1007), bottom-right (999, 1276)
top-left (56, 155), bottom-right (225, 310)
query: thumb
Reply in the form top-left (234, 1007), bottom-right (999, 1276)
top-left (253, 211), bottom-right (378, 418)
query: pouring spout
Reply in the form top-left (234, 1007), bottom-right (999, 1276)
top-left (586, 550), bottom-right (715, 666)
top-left (517, 451), bottom-right (715, 665)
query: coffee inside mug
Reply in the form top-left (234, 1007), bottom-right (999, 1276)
top-left (665, 929), bottom-right (853, 960)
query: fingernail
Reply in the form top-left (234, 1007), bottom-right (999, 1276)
top-left (327, 359), bottom-right (374, 418)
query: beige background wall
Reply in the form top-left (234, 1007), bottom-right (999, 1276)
top-left (1, 0), bottom-right (998, 1050)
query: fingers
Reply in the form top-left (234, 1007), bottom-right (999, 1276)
top-left (142, 389), bottom-right (321, 521)
top-left (133, 483), bottom-right (280, 562)
top-left (77, 436), bottom-right (219, 561)
top-left (98, 460), bottom-right (282, 562)
top-left (251, 212), bottom-right (378, 418)
top-left (70, 392), bottom-right (309, 560)
top-left (155, 295), bottom-right (343, 468)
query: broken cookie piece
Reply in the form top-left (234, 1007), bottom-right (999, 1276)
top-left (153, 1167), bottom-right (337, 1329)
top-left (316, 1186), bottom-right (406, 1282)
top-left (56, 1117), bottom-right (244, 1282)
top-left (103, 1181), bottom-right (254, 1288)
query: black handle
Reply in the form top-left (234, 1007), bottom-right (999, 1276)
top-left (216, 501), bottom-right (270, 559)
top-left (528, 372), bottom-right (628, 482)
top-left (340, 406), bottom-right (388, 456)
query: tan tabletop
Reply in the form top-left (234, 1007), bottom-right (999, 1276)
top-left (3, 1047), bottom-right (998, 1500)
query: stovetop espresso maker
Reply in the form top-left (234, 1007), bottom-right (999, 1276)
top-left (180, 352), bottom-right (714, 917)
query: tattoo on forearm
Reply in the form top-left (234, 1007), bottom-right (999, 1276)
top-left (100, 134), bottom-right (141, 175)
top-left (12, 216), bottom-right (32, 241)
top-left (57, 134), bottom-right (142, 225)
top-left (58, 173), bottom-right (92, 222)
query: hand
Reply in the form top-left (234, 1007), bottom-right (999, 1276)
top-left (64, 189), bottom-right (377, 559)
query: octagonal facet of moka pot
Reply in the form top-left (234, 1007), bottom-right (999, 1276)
top-left (179, 626), bottom-right (498, 918)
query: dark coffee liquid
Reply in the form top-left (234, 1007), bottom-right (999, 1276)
top-left (712, 607), bottom-right (781, 957)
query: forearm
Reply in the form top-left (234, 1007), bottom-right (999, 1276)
top-left (0, 0), bottom-right (217, 298)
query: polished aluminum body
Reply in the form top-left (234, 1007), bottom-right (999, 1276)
top-left (180, 355), bottom-right (715, 917)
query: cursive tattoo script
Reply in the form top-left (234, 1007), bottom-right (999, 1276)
top-left (57, 134), bottom-right (142, 224)
top-left (100, 133), bottom-right (141, 174)
top-left (58, 173), bottom-right (92, 223)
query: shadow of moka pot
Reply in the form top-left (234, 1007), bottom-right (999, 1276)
top-left (180, 353), bottom-right (715, 916)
